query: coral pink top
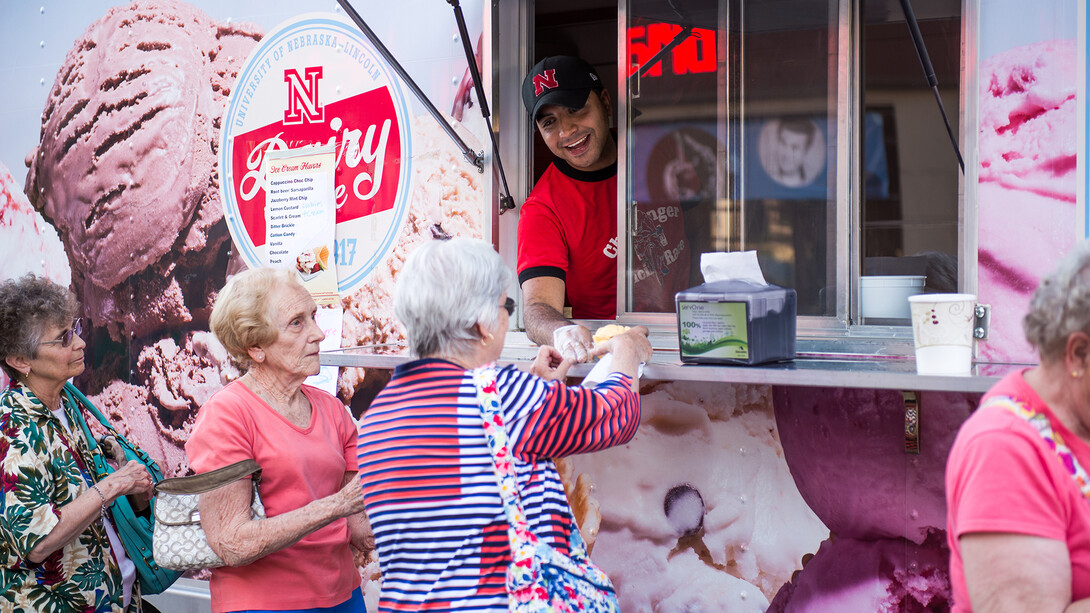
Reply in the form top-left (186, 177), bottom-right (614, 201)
top-left (946, 369), bottom-right (1090, 611)
top-left (187, 381), bottom-right (360, 612)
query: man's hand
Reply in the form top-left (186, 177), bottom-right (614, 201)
top-left (553, 324), bottom-right (594, 363)
top-left (522, 276), bottom-right (595, 362)
top-left (529, 345), bottom-right (573, 381)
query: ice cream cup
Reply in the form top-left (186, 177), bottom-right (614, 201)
top-left (908, 294), bottom-right (977, 375)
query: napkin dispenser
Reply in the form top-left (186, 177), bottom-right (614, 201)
top-left (675, 280), bottom-right (797, 365)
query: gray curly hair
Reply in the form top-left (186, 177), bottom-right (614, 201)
top-left (0, 275), bottom-right (78, 381)
top-left (394, 238), bottom-right (512, 359)
top-left (1023, 240), bottom-right (1090, 362)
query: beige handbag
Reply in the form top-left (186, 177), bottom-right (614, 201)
top-left (152, 459), bottom-right (265, 571)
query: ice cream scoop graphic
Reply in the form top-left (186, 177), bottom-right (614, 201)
top-left (769, 386), bottom-right (973, 610)
top-left (976, 39), bottom-right (1077, 363)
top-left (24, 0), bottom-right (262, 343)
top-left (571, 381), bottom-right (827, 609)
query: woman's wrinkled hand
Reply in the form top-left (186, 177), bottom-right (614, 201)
top-left (103, 460), bottom-right (153, 499)
top-left (333, 472), bottom-right (366, 518)
top-left (529, 345), bottom-right (573, 381)
top-left (591, 325), bottom-right (653, 363)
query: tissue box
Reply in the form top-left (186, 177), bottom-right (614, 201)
top-left (676, 280), bottom-right (797, 365)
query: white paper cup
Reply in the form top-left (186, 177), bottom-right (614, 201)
top-left (861, 275), bottom-right (926, 319)
top-left (908, 294), bottom-right (977, 375)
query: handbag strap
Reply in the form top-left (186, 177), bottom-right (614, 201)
top-left (471, 365), bottom-right (535, 536)
top-left (154, 459), bottom-right (262, 495)
top-left (62, 382), bottom-right (165, 483)
top-left (987, 395), bottom-right (1090, 500)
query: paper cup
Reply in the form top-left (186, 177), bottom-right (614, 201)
top-left (908, 294), bottom-right (977, 375)
top-left (861, 275), bottom-right (926, 319)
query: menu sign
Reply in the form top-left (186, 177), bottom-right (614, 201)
top-left (263, 145), bottom-right (338, 306)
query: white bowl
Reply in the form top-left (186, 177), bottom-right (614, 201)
top-left (861, 275), bottom-right (926, 319)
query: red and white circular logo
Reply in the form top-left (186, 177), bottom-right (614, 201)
top-left (220, 13), bottom-right (412, 294)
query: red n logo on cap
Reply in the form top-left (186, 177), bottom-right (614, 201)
top-left (532, 69), bottom-right (559, 96)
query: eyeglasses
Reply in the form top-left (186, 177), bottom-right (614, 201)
top-left (502, 297), bottom-right (515, 316)
top-left (40, 318), bottom-right (82, 347)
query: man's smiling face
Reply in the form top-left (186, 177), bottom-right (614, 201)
top-left (535, 89), bottom-right (617, 173)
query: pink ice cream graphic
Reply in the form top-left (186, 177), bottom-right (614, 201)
top-left (21, 0), bottom-right (263, 477)
top-left (768, 386), bottom-right (977, 611)
top-left (976, 39), bottom-right (1077, 364)
top-left (24, 0), bottom-right (262, 344)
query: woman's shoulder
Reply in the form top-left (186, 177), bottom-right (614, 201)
top-left (1, 384), bottom-right (40, 418)
top-left (301, 383), bottom-right (351, 415)
top-left (951, 400), bottom-right (1052, 466)
top-left (193, 381), bottom-right (257, 426)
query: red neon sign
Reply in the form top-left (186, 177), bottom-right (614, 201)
top-left (627, 23), bottom-right (717, 77)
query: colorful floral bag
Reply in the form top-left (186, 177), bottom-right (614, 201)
top-left (472, 366), bottom-right (621, 613)
top-left (987, 395), bottom-right (1090, 499)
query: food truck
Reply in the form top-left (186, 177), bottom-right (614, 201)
top-left (0, 0), bottom-right (1084, 610)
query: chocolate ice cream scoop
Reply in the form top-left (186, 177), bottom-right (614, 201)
top-left (24, 0), bottom-right (262, 342)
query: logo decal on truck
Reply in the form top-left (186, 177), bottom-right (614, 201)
top-left (220, 13), bottom-right (412, 295)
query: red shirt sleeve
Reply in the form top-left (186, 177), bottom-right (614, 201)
top-left (517, 194), bottom-right (569, 279)
top-left (948, 419), bottom-right (1072, 542)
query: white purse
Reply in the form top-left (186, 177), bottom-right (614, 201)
top-left (152, 459), bottom-right (265, 571)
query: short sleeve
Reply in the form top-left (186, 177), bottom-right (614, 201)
top-left (0, 421), bottom-right (61, 560)
top-left (516, 197), bottom-right (569, 277)
top-left (948, 424), bottom-right (1071, 542)
top-left (186, 386), bottom-right (258, 474)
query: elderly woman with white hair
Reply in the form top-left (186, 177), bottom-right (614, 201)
top-left (186, 267), bottom-right (371, 613)
top-left (358, 237), bottom-right (652, 612)
top-left (946, 239), bottom-right (1090, 612)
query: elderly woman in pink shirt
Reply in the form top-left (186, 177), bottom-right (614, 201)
top-left (186, 267), bottom-right (371, 613)
top-left (946, 240), bottom-right (1090, 612)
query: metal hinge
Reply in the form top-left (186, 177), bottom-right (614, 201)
top-left (973, 304), bottom-right (990, 340)
top-left (902, 390), bottom-right (920, 455)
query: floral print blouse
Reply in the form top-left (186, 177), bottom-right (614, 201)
top-left (0, 383), bottom-right (133, 612)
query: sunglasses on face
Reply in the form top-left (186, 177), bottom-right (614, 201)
top-left (502, 297), bottom-right (515, 316)
top-left (40, 318), bottom-right (82, 348)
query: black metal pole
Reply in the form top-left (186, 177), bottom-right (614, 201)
top-left (447, 0), bottom-right (516, 213)
top-left (898, 0), bottom-right (965, 172)
top-left (634, 26), bottom-right (694, 79)
top-left (335, 0), bottom-right (483, 171)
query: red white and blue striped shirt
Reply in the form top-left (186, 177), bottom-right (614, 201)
top-left (357, 359), bottom-right (639, 612)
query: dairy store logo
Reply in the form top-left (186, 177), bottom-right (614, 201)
top-left (284, 67), bottom-right (324, 124)
top-left (219, 13), bottom-right (412, 296)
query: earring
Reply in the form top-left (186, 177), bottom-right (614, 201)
top-left (1074, 371), bottom-right (1083, 379)
top-left (481, 332), bottom-right (494, 346)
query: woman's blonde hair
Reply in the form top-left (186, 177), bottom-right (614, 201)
top-left (210, 267), bottom-right (299, 365)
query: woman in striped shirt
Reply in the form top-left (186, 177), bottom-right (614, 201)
top-left (358, 237), bottom-right (651, 612)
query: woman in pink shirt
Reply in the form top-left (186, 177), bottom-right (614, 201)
top-left (946, 240), bottom-right (1090, 612)
top-left (186, 268), bottom-right (371, 613)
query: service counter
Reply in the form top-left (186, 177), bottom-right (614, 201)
top-left (320, 331), bottom-right (1020, 394)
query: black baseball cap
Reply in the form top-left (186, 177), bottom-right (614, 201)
top-left (521, 56), bottom-right (604, 121)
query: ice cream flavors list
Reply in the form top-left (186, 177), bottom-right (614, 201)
top-left (264, 150), bottom-right (338, 306)
top-left (267, 175), bottom-right (324, 251)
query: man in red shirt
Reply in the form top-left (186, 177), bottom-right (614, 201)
top-left (517, 56), bottom-right (689, 361)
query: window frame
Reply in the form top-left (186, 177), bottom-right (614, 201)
top-left (610, 0), bottom-right (973, 357)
